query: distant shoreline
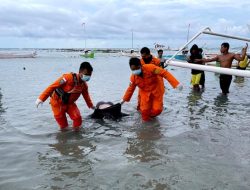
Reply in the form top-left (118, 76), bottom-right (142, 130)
top-left (0, 47), bottom-right (244, 53)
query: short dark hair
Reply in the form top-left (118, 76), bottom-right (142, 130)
top-left (158, 49), bottom-right (163, 53)
top-left (190, 44), bottom-right (199, 52)
top-left (221, 42), bottom-right (229, 49)
top-left (79, 62), bottom-right (93, 72)
top-left (129, 57), bottom-right (141, 67)
top-left (140, 47), bottom-right (150, 55)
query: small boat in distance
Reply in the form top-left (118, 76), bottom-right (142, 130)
top-left (164, 54), bottom-right (187, 61)
top-left (120, 29), bottom-right (140, 58)
top-left (120, 49), bottom-right (140, 58)
top-left (0, 51), bottom-right (37, 59)
top-left (80, 49), bottom-right (95, 58)
top-left (80, 22), bottom-right (94, 58)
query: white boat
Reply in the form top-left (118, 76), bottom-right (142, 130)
top-left (120, 29), bottom-right (140, 58)
top-left (120, 49), bottom-right (140, 57)
top-left (0, 51), bottom-right (37, 59)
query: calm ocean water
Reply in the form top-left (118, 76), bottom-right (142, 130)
top-left (0, 50), bottom-right (250, 190)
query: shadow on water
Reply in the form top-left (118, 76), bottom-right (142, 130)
top-left (37, 131), bottom-right (96, 189)
top-left (0, 88), bottom-right (3, 113)
top-left (233, 76), bottom-right (245, 87)
top-left (187, 90), bottom-right (208, 129)
top-left (0, 88), bottom-right (6, 126)
top-left (49, 130), bottom-right (96, 157)
top-left (87, 117), bottom-right (124, 137)
top-left (125, 119), bottom-right (164, 162)
top-left (213, 94), bottom-right (229, 114)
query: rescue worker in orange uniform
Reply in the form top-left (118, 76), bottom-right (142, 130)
top-left (35, 62), bottom-right (95, 130)
top-left (137, 47), bottom-right (163, 110)
top-left (140, 47), bottom-right (161, 66)
top-left (121, 57), bottom-right (182, 121)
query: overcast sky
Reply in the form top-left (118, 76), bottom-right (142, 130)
top-left (0, 0), bottom-right (250, 49)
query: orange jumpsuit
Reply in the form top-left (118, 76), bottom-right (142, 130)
top-left (140, 56), bottom-right (161, 67)
top-left (137, 57), bottom-right (164, 110)
top-left (123, 64), bottom-right (179, 121)
top-left (38, 73), bottom-right (93, 129)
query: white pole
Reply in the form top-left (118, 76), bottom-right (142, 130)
top-left (166, 60), bottom-right (250, 78)
top-left (186, 23), bottom-right (190, 43)
top-left (164, 27), bottom-right (211, 67)
top-left (82, 22), bottom-right (86, 50)
top-left (132, 29), bottom-right (134, 49)
top-left (203, 30), bottom-right (250, 42)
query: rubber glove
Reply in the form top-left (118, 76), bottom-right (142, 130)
top-left (35, 99), bottom-right (43, 108)
top-left (120, 99), bottom-right (125, 105)
top-left (176, 83), bottom-right (183, 91)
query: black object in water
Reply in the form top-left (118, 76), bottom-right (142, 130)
top-left (91, 101), bottom-right (128, 120)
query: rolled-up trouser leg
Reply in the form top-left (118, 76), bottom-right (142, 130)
top-left (67, 103), bottom-right (82, 128)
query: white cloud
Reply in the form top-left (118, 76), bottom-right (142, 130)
top-left (0, 0), bottom-right (249, 48)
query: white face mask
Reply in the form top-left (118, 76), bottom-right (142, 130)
top-left (81, 74), bottom-right (91, 82)
top-left (132, 68), bottom-right (142, 75)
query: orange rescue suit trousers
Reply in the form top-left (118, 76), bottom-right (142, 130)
top-left (51, 102), bottom-right (82, 129)
top-left (140, 93), bottom-right (163, 121)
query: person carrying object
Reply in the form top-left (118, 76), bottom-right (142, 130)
top-left (35, 62), bottom-right (95, 130)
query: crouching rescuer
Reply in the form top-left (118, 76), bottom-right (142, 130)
top-left (35, 62), bottom-right (95, 130)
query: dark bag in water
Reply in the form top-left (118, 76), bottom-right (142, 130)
top-left (91, 103), bottom-right (128, 120)
top-left (55, 88), bottom-right (70, 104)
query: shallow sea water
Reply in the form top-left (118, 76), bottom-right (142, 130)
top-left (0, 50), bottom-right (250, 190)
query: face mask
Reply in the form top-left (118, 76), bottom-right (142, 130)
top-left (81, 74), bottom-right (91, 82)
top-left (132, 69), bottom-right (141, 75)
top-left (143, 55), bottom-right (152, 64)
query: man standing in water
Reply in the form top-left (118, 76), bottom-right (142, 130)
top-left (236, 53), bottom-right (249, 70)
top-left (187, 44), bottom-right (205, 91)
top-left (35, 62), bottom-right (95, 130)
top-left (157, 49), bottom-right (166, 68)
top-left (140, 47), bottom-right (161, 66)
top-left (196, 42), bottom-right (248, 95)
top-left (137, 47), bottom-right (162, 110)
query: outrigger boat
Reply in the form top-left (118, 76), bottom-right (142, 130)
top-left (164, 27), bottom-right (250, 77)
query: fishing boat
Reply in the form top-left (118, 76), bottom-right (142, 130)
top-left (163, 54), bottom-right (187, 61)
top-left (120, 29), bottom-right (140, 58)
top-left (0, 51), bottom-right (37, 59)
top-left (80, 22), bottom-right (94, 58)
top-left (80, 50), bottom-right (95, 58)
top-left (164, 27), bottom-right (250, 77)
top-left (120, 49), bottom-right (140, 57)
top-left (162, 24), bottom-right (190, 61)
